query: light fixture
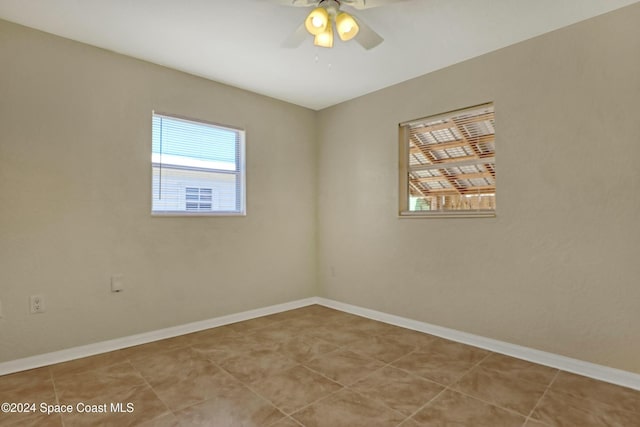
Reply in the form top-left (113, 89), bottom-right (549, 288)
top-left (335, 12), bottom-right (359, 41)
top-left (305, 7), bottom-right (329, 36)
top-left (314, 19), bottom-right (334, 48)
top-left (304, 0), bottom-right (359, 48)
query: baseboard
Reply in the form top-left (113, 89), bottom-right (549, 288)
top-left (2, 296), bottom-right (639, 391)
top-left (0, 297), bottom-right (319, 376)
top-left (316, 297), bottom-right (640, 391)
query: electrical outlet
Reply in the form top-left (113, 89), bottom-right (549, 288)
top-left (30, 294), bottom-right (46, 314)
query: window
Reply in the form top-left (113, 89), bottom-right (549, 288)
top-left (399, 103), bottom-right (495, 217)
top-left (152, 113), bottom-right (245, 215)
top-left (185, 187), bottom-right (213, 211)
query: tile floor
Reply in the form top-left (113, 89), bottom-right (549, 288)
top-left (1, 305), bottom-right (639, 426)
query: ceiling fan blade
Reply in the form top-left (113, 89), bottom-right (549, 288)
top-left (282, 23), bottom-right (308, 48)
top-left (342, 0), bottom-right (407, 10)
top-left (354, 18), bottom-right (383, 49)
top-left (269, 0), bottom-right (316, 7)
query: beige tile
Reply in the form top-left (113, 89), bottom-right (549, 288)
top-left (291, 388), bottom-right (405, 427)
top-left (49, 350), bottom-right (129, 378)
top-left (523, 418), bottom-right (551, 427)
top-left (270, 416), bottom-right (304, 426)
top-left (118, 335), bottom-right (194, 363)
top-left (190, 333), bottom-right (253, 363)
top-left (1, 413), bottom-right (63, 427)
top-left (306, 325), bottom-right (367, 346)
top-left (137, 413), bottom-right (181, 427)
top-left (452, 365), bottom-right (548, 416)
top-left (323, 314), bottom-right (388, 332)
top-left (276, 334), bottom-right (339, 363)
top-left (398, 417), bottom-right (424, 427)
top-left (53, 359), bottom-right (169, 424)
top-left (350, 366), bottom-right (444, 416)
top-left (251, 365), bottom-right (342, 414)
top-left (345, 334), bottom-right (417, 363)
top-left (0, 368), bottom-right (58, 426)
top-left (304, 349), bottom-right (385, 386)
top-left (0, 367), bottom-right (55, 398)
top-left (14, 309), bottom-right (637, 427)
top-left (339, 318), bottom-right (406, 336)
top-left (375, 326), bottom-right (441, 349)
top-left (174, 384), bottom-right (285, 426)
top-left (60, 385), bottom-right (170, 427)
top-left (413, 390), bottom-right (525, 426)
top-left (246, 322), bottom-right (302, 345)
top-left (478, 353), bottom-right (558, 386)
top-left (532, 389), bottom-right (639, 427)
top-left (392, 339), bottom-right (490, 385)
top-left (131, 347), bottom-right (241, 411)
top-left (219, 349), bottom-right (297, 384)
top-left (550, 371), bottom-right (640, 414)
top-left (277, 315), bottom-right (330, 333)
top-left (54, 362), bottom-right (145, 403)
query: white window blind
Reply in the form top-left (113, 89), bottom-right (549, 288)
top-left (152, 113), bottom-right (245, 215)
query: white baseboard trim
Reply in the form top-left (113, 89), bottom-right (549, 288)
top-left (316, 297), bottom-right (640, 391)
top-left (0, 297), bottom-right (319, 376)
top-left (2, 296), bottom-right (639, 391)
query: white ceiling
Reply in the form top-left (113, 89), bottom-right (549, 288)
top-left (1, 0), bottom-right (637, 110)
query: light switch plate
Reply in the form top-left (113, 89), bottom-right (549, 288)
top-left (111, 275), bottom-right (124, 293)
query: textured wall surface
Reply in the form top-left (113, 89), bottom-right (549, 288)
top-left (317, 4), bottom-right (640, 374)
top-left (1, 3), bottom-right (639, 375)
top-left (0, 20), bottom-right (317, 362)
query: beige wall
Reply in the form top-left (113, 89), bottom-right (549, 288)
top-left (0, 20), bottom-right (317, 362)
top-left (2, 4), bottom-right (639, 375)
top-left (317, 4), bottom-right (640, 374)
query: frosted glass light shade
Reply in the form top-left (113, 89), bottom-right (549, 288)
top-left (305, 7), bottom-right (329, 36)
top-left (336, 12), bottom-right (359, 41)
top-left (314, 20), bottom-right (333, 48)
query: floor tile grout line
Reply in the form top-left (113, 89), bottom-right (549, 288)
top-left (274, 379), bottom-right (347, 421)
top-left (334, 346), bottom-right (447, 423)
top-left (399, 350), bottom-right (546, 423)
top-left (524, 368), bottom-right (560, 423)
top-left (541, 373), bottom-right (640, 416)
top-left (10, 308), bottom-right (636, 426)
top-left (445, 351), bottom-right (561, 420)
top-left (280, 323), bottom-right (430, 416)
top-left (300, 353), bottom-right (406, 416)
top-left (450, 387), bottom-right (535, 419)
top-left (403, 384), bottom-right (450, 423)
top-left (206, 351), bottom-right (327, 422)
top-left (394, 351), bottom-right (495, 423)
top-left (127, 357), bottom-right (178, 421)
top-left (47, 367), bottom-right (67, 427)
top-left (452, 350), bottom-right (544, 419)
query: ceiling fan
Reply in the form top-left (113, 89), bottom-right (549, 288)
top-left (272, 0), bottom-right (406, 50)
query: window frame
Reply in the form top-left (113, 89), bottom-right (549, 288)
top-left (185, 186), bottom-right (214, 212)
top-left (151, 112), bottom-right (246, 217)
top-left (398, 103), bottom-right (496, 219)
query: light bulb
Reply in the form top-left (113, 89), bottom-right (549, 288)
top-left (305, 7), bottom-right (329, 36)
top-left (335, 12), bottom-right (359, 41)
top-left (314, 20), bottom-right (333, 48)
